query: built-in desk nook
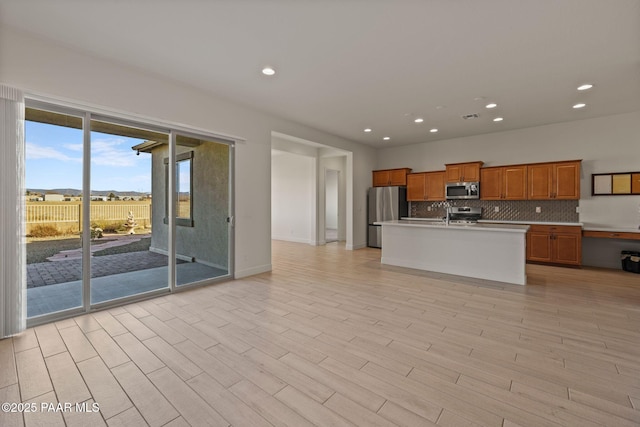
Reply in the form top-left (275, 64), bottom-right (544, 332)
top-left (582, 225), bottom-right (640, 269)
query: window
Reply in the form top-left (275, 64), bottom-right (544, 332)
top-left (164, 151), bottom-right (194, 226)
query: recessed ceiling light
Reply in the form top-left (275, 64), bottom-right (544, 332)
top-left (485, 103), bottom-right (497, 109)
top-left (383, 136), bottom-right (391, 141)
top-left (493, 117), bottom-right (504, 122)
top-left (577, 84), bottom-right (593, 91)
top-left (414, 118), bottom-right (424, 123)
top-left (261, 67), bottom-right (276, 76)
top-left (429, 128), bottom-right (438, 133)
top-left (435, 105), bottom-right (446, 110)
top-left (364, 128), bottom-right (372, 133)
top-left (573, 103), bottom-right (586, 109)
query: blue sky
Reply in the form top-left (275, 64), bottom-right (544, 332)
top-left (26, 121), bottom-right (152, 193)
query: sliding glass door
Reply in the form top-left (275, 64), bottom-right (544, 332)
top-left (25, 102), bottom-right (234, 325)
top-left (174, 134), bottom-right (231, 287)
top-left (89, 119), bottom-right (170, 305)
top-left (25, 108), bottom-right (85, 319)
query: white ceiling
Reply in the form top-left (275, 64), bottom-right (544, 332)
top-left (2, 0), bottom-right (639, 148)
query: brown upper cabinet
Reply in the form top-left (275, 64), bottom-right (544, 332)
top-left (528, 160), bottom-right (581, 200)
top-left (372, 168), bottom-right (412, 187)
top-left (407, 171), bottom-right (445, 201)
top-left (480, 165), bottom-right (527, 200)
top-left (445, 161), bottom-right (483, 183)
top-left (632, 173), bottom-right (640, 194)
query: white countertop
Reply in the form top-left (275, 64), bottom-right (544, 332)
top-left (379, 219), bottom-right (529, 233)
top-left (582, 223), bottom-right (640, 233)
top-left (478, 220), bottom-right (583, 227)
top-left (401, 217), bottom-right (640, 233)
top-left (402, 217), bottom-right (582, 227)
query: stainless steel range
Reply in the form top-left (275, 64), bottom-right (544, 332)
top-left (446, 206), bottom-right (482, 224)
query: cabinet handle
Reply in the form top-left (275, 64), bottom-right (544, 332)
top-left (611, 233), bottom-right (620, 237)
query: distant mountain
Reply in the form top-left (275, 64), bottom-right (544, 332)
top-left (27, 188), bottom-right (150, 197)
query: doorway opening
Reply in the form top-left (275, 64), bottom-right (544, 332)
top-left (270, 132), bottom-right (351, 248)
top-left (325, 169), bottom-right (339, 243)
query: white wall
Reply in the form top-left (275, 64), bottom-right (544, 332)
top-left (271, 151), bottom-right (316, 244)
top-left (377, 111), bottom-right (640, 228)
top-left (0, 25), bottom-right (377, 277)
top-left (320, 155), bottom-right (347, 241)
top-left (325, 169), bottom-right (339, 230)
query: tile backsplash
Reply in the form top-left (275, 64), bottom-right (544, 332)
top-left (410, 199), bottom-right (579, 223)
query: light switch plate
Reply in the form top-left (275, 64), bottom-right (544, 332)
top-left (535, 206), bottom-right (541, 213)
top-left (494, 206), bottom-right (499, 212)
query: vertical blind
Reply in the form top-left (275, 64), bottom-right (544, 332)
top-left (0, 85), bottom-right (26, 338)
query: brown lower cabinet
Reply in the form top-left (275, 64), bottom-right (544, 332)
top-left (526, 225), bottom-right (582, 266)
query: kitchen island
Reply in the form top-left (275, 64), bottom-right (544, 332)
top-left (376, 220), bottom-right (530, 285)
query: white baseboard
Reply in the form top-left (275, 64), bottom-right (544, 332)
top-left (235, 263), bottom-right (272, 278)
top-left (272, 236), bottom-right (314, 245)
top-left (346, 242), bottom-right (367, 250)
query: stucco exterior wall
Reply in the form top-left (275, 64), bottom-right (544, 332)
top-left (150, 140), bottom-right (230, 269)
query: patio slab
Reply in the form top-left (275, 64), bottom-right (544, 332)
top-left (27, 262), bottom-right (227, 318)
top-left (47, 234), bottom-right (148, 261)
top-left (28, 250), bottom-right (172, 288)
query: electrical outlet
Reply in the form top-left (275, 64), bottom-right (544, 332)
top-left (535, 206), bottom-right (541, 213)
top-left (576, 206), bottom-right (580, 213)
top-left (427, 206), bottom-right (432, 211)
top-left (494, 206), bottom-right (499, 212)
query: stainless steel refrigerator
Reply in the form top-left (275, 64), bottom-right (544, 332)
top-left (367, 186), bottom-right (408, 248)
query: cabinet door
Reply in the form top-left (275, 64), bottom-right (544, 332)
top-left (528, 163), bottom-right (553, 199)
top-left (446, 165), bottom-right (463, 182)
top-left (373, 171), bottom-right (389, 187)
top-left (554, 162), bottom-right (580, 199)
top-left (406, 173), bottom-right (426, 201)
top-left (633, 173), bottom-right (640, 194)
top-left (553, 234), bottom-right (581, 265)
top-left (480, 167), bottom-right (503, 200)
top-left (503, 165), bottom-right (527, 200)
top-left (527, 232), bottom-right (553, 262)
top-left (425, 171), bottom-right (445, 201)
top-left (462, 163), bottom-right (481, 182)
top-left (389, 169), bottom-right (408, 186)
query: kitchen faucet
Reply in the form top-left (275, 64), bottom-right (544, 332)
top-left (434, 201), bottom-right (452, 225)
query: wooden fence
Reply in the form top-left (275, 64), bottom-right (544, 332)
top-left (26, 202), bottom-right (152, 234)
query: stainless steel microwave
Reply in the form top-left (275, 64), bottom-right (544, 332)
top-left (446, 181), bottom-right (480, 200)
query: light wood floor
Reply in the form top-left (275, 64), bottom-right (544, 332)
top-left (2, 240), bottom-right (640, 426)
